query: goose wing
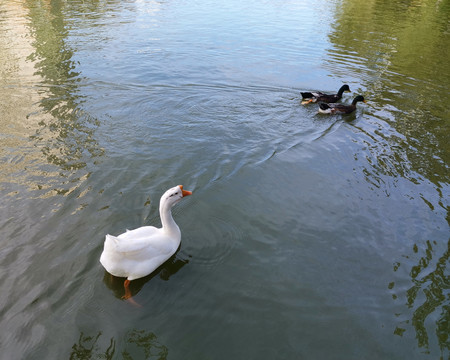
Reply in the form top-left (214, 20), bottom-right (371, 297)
top-left (105, 226), bottom-right (170, 255)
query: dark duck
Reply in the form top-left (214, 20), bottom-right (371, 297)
top-left (318, 95), bottom-right (366, 115)
top-left (301, 84), bottom-right (350, 105)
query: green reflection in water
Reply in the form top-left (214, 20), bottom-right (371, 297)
top-left (406, 240), bottom-right (449, 352)
top-left (123, 330), bottom-right (168, 360)
top-left (327, 0), bottom-right (449, 356)
top-left (70, 332), bottom-right (115, 360)
top-left (20, 0), bottom-right (104, 196)
top-left (327, 0), bottom-right (450, 190)
top-left (392, 240), bottom-right (449, 356)
top-left (70, 330), bottom-right (168, 360)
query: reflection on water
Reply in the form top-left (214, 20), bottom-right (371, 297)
top-left (102, 253), bottom-right (189, 300)
top-left (0, 0), bottom-right (448, 359)
top-left (70, 332), bottom-right (115, 360)
top-left (391, 240), bottom-right (449, 355)
top-left (70, 329), bottom-right (168, 360)
top-left (25, 0), bottom-right (104, 195)
top-left (0, 0), bottom-right (104, 199)
top-left (327, 0), bottom-right (449, 192)
top-left (123, 330), bottom-right (168, 360)
top-left (327, 0), bottom-right (449, 356)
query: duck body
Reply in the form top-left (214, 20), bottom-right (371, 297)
top-left (318, 95), bottom-right (366, 114)
top-left (100, 185), bottom-right (192, 282)
top-left (301, 84), bottom-right (350, 104)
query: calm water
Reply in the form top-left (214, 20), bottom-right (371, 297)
top-left (1, 0), bottom-right (449, 359)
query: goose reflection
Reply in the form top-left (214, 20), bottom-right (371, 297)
top-left (102, 252), bottom-right (190, 304)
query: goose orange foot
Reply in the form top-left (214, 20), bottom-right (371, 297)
top-left (122, 279), bottom-right (142, 307)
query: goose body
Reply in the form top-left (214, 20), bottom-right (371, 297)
top-left (301, 84), bottom-right (350, 104)
top-left (318, 95), bottom-right (366, 114)
top-left (100, 185), bottom-right (192, 298)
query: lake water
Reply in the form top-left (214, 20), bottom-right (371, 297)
top-left (0, 0), bottom-right (449, 359)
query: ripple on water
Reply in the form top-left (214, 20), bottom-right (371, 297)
top-left (180, 215), bottom-right (241, 269)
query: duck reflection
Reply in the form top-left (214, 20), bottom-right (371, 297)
top-left (102, 252), bottom-right (190, 303)
top-left (70, 329), bottom-right (168, 360)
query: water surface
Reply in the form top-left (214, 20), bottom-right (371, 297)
top-left (0, 0), bottom-right (448, 359)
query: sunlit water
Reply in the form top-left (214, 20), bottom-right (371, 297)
top-left (0, 0), bottom-right (449, 359)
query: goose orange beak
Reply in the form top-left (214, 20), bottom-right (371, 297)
top-left (179, 185), bottom-right (192, 197)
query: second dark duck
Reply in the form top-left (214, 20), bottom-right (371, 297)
top-left (301, 84), bottom-right (351, 105)
top-left (318, 95), bottom-right (366, 115)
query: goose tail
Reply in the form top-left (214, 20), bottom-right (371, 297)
top-left (104, 234), bottom-right (120, 251)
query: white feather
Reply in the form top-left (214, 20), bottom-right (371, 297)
top-left (100, 185), bottom-right (191, 281)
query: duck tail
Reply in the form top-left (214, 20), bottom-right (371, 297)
top-left (318, 102), bottom-right (333, 114)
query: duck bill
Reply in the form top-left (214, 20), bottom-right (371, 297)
top-left (178, 185), bottom-right (192, 197)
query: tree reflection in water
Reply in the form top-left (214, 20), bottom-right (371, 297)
top-left (325, 1), bottom-right (449, 357)
top-left (70, 329), bottom-right (168, 360)
top-left (70, 332), bottom-right (114, 360)
top-left (70, 255), bottom-right (186, 359)
top-left (21, 0), bottom-right (105, 198)
top-left (123, 330), bottom-right (168, 360)
top-left (392, 240), bottom-right (449, 357)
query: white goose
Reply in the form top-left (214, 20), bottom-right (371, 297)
top-left (100, 185), bottom-right (192, 300)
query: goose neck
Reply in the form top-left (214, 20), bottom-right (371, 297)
top-left (160, 202), bottom-right (180, 236)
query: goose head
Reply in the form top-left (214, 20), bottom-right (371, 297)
top-left (161, 185), bottom-right (192, 208)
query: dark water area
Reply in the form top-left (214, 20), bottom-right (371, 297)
top-left (0, 0), bottom-right (448, 359)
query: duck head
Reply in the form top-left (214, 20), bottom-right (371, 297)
top-left (352, 95), bottom-right (366, 105)
top-left (339, 84), bottom-right (351, 94)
